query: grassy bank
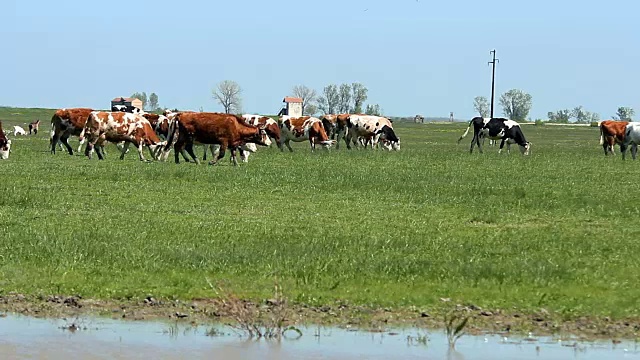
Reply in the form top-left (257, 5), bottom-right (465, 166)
top-left (1, 111), bottom-right (639, 323)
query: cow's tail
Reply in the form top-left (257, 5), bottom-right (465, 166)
top-left (163, 118), bottom-right (179, 160)
top-left (457, 119), bottom-right (473, 143)
top-left (599, 124), bottom-right (604, 145)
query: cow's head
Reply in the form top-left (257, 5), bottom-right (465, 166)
top-left (375, 125), bottom-right (400, 150)
top-left (521, 142), bottom-right (531, 155)
top-left (0, 139), bottom-right (11, 159)
top-left (249, 126), bottom-right (272, 147)
top-left (148, 140), bottom-right (168, 160)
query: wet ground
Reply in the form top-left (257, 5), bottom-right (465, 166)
top-left (2, 314), bottom-right (640, 360)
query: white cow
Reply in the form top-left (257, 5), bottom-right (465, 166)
top-left (621, 122), bottom-right (640, 160)
top-left (346, 115), bottom-right (400, 151)
top-left (13, 126), bottom-right (27, 136)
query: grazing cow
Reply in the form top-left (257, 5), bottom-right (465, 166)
top-left (346, 115), bottom-right (400, 151)
top-left (0, 121), bottom-right (11, 160)
top-left (319, 114), bottom-right (338, 140)
top-left (242, 114), bottom-right (282, 147)
top-left (620, 122), bottom-right (640, 160)
top-left (29, 119), bottom-right (40, 135)
top-left (13, 126), bottom-right (27, 136)
top-left (279, 116), bottom-right (335, 151)
top-left (50, 108), bottom-right (94, 155)
top-left (164, 112), bottom-right (272, 166)
top-left (457, 117), bottom-right (531, 155)
top-left (599, 120), bottom-right (629, 156)
top-left (81, 111), bottom-right (165, 161)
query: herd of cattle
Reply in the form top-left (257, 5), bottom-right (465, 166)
top-left (1, 109), bottom-right (638, 162)
top-left (0, 106), bottom-right (403, 163)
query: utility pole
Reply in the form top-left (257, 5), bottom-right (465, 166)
top-left (488, 50), bottom-right (499, 118)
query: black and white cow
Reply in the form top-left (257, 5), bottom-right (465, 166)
top-left (112, 104), bottom-right (142, 114)
top-left (457, 117), bottom-right (531, 155)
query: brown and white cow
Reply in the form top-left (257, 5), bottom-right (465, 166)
top-left (599, 120), bottom-right (629, 155)
top-left (346, 115), bottom-right (400, 151)
top-left (164, 112), bottom-right (272, 166)
top-left (81, 111), bottom-right (165, 161)
top-left (279, 116), bottom-right (335, 151)
top-left (242, 114), bottom-right (281, 147)
top-left (50, 108), bottom-right (94, 155)
top-left (0, 121), bottom-right (11, 160)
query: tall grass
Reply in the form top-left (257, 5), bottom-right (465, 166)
top-left (1, 113), bottom-right (640, 320)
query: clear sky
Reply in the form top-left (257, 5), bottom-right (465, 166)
top-left (3, 0), bottom-right (638, 119)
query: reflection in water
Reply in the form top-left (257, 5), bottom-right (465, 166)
top-left (0, 314), bottom-right (639, 360)
top-left (447, 347), bottom-right (465, 360)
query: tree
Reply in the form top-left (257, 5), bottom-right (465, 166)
top-left (547, 109), bottom-right (572, 123)
top-left (306, 104), bottom-right (319, 116)
top-left (317, 84), bottom-right (340, 114)
top-left (148, 93), bottom-right (159, 111)
top-left (365, 104), bottom-right (382, 116)
top-left (338, 84), bottom-right (352, 114)
top-left (499, 89), bottom-right (532, 121)
top-left (572, 106), bottom-right (586, 123)
top-left (131, 92), bottom-right (147, 110)
top-left (212, 80), bottom-right (242, 114)
top-left (614, 106), bottom-right (635, 121)
top-left (292, 85), bottom-right (318, 115)
top-left (351, 83), bottom-right (368, 114)
top-left (473, 96), bottom-right (489, 118)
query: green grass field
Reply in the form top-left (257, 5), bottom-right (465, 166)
top-left (1, 107), bottom-right (639, 321)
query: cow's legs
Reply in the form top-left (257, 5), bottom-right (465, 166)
top-left (77, 137), bottom-right (86, 154)
top-left (621, 142), bottom-right (628, 160)
top-left (133, 141), bottom-right (149, 162)
top-left (632, 144), bottom-right (638, 160)
top-left (50, 131), bottom-right (61, 154)
top-left (230, 147), bottom-right (239, 166)
top-left (284, 140), bottom-right (293, 152)
top-left (309, 138), bottom-right (316, 152)
top-left (119, 142), bottom-right (131, 160)
top-left (210, 144), bottom-right (226, 165)
top-left (184, 142), bottom-right (200, 164)
top-left (240, 148), bottom-right (249, 163)
top-left (60, 134), bottom-right (74, 155)
top-left (470, 134), bottom-right (482, 154)
top-left (498, 139), bottom-right (506, 154)
top-left (202, 144), bottom-right (209, 161)
top-left (273, 137), bottom-right (283, 150)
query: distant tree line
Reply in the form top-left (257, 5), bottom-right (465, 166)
top-left (209, 80), bottom-right (383, 116)
top-left (473, 89), bottom-right (533, 121)
top-left (130, 91), bottom-right (161, 112)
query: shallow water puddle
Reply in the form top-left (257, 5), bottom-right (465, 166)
top-left (1, 314), bottom-right (639, 359)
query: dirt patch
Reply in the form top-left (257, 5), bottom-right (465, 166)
top-left (1, 292), bottom-right (639, 340)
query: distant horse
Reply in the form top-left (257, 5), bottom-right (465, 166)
top-left (29, 119), bottom-right (40, 135)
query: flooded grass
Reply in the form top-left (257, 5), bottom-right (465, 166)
top-left (1, 110), bottom-right (640, 337)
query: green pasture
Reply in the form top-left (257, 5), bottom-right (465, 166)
top-left (1, 107), bottom-right (639, 320)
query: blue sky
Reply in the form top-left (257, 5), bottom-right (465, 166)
top-left (3, 0), bottom-right (638, 119)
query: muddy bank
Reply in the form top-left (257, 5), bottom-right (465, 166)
top-left (1, 292), bottom-right (638, 340)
